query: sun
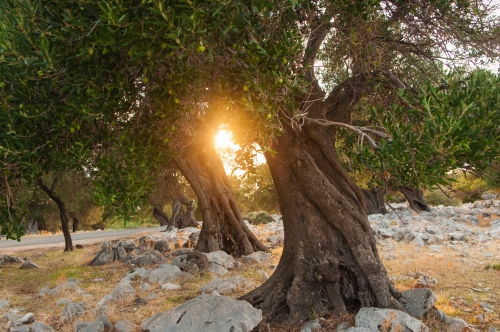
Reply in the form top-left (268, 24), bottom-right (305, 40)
top-left (214, 129), bottom-right (234, 149)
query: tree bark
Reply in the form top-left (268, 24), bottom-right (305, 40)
top-left (175, 143), bottom-right (268, 257)
top-left (68, 211), bottom-right (79, 233)
top-left (362, 187), bottom-right (388, 215)
top-left (399, 186), bottom-right (430, 212)
top-left (152, 204), bottom-right (170, 226)
top-left (37, 178), bottom-right (73, 252)
top-left (240, 126), bottom-right (403, 324)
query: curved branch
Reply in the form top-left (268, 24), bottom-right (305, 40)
top-left (301, 116), bottom-right (384, 150)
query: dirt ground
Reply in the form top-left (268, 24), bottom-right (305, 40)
top-left (0, 236), bottom-right (499, 331)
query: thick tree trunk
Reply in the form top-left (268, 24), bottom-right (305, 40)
top-left (362, 187), bottom-right (388, 215)
top-left (399, 186), bottom-right (430, 212)
top-left (37, 178), bottom-right (73, 252)
top-left (240, 127), bottom-right (403, 324)
top-left (25, 219), bottom-right (39, 234)
top-left (152, 204), bottom-right (170, 227)
top-left (174, 194), bottom-right (198, 229)
top-left (175, 143), bottom-right (267, 257)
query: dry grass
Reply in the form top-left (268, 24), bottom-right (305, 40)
top-left (0, 237), bottom-right (499, 331)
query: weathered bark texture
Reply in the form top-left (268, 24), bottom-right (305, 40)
top-left (240, 127), bottom-right (403, 324)
top-left (152, 204), bottom-right (170, 226)
top-left (362, 187), bottom-right (388, 215)
top-left (170, 194), bottom-right (199, 229)
top-left (175, 143), bottom-right (268, 257)
top-left (399, 186), bottom-right (430, 212)
top-left (37, 178), bottom-right (73, 252)
top-left (68, 211), bottom-right (79, 233)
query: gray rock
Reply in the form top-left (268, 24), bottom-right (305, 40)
top-left (161, 283), bottom-right (182, 291)
top-left (19, 261), bottom-right (40, 269)
top-left (344, 328), bottom-right (374, 332)
top-left (208, 262), bottom-right (229, 276)
top-left (300, 319), bottom-right (322, 332)
top-left (95, 313), bottom-right (112, 330)
top-left (203, 251), bottom-right (235, 269)
top-left (114, 320), bottom-right (138, 332)
top-left (141, 294), bottom-right (262, 332)
top-left (110, 282), bottom-right (135, 302)
top-left (8, 325), bottom-right (31, 332)
top-left (61, 302), bottom-right (86, 323)
top-left (448, 318), bottom-right (470, 332)
top-left (393, 229), bottom-right (416, 243)
top-left (149, 265), bottom-right (194, 285)
top-left (489, 327), bottom-right (498, 332)
top-left (0, 300), bottom-right (10, 309)
top-left (74, 321), bottom-right (90, 332)
top-left (242, 251), bottom-right (271, 264)
top-left (18, 313), bottom-right (35, 324)
top-left (355, 307), bottom-right (429, 332)
top-left (434, 310), bottom-right (451, 324)
top-left (32, 321), bottom-right (55, 332)
top-left (130, 251), bottom-right (163, 266)
top-left (80, 321), bottom-right (104, 332)
top-left (57, 298), bottom-right (73, 305)
top-left (399, 289), bottom-right (437, 318)
top-left (336, 321), bottom-right (350, 332)
top-left (38, 285), bottom-right (63, 297)
top-left (141, 283), bottom-right (151, 291)
top-left (89, 248), bottom-right (116, 266)
top-left (116, 246), bottom-right (128, 261)
top-left (199, 276), bottom-right (255, 295)
top-left (4, 308), bottom-right (25, 321)
top-left (129, 267), bottom-right (150, 280)
top-left (0, 255), bottom-right (23, 264)
top-left (426, 235), bottom-right (443, 245)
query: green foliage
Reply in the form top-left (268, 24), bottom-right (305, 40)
top-left (344, 70), bottom-right (500, 192)
top-left (485, 264), bottom-right (500, 271)
top-left (244, 211), bottom-right (273, 225)
top-left (229, 163), bottom-right (279, 214)
top-left (423, 189), bottom-right (461, 207)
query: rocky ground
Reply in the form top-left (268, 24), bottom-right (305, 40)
top-left (0, 200), bottom-right (499, 331)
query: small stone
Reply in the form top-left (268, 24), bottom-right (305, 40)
top-left (19, 261), bottom-right (40, 269)
top-left (256, 270), bottom-right (269, 281)
top-left (95, 313), bottom-right (112, 330)
top-left (32, 321), bottom-right (55, 332)
top-left (141, 283), bottom-right (151, 291)
top-left (399, 288), bottom-right (437, 318)
top-left (476, 314), bottom-right (484, 323)
top-left (448, 318), bottom-right (470, 332)
top-left (18, 313), bottom-right (35, 324)
top-left (0, 300), bottom-right (10, 310)
top-left (146, 293), bottom-right (158, 300)
top-left (336, 321), bottom-right (350, 332)
top-left (115, 319), bottom-right (138, 332)
top-left (161, 283), bottom-right (181, 291)
top-left (79, 321), bottom-right (104, 332)
top-left (300, 319), bottom-right (322, 332)
top-left (434, 310), bottom-right (452, 324)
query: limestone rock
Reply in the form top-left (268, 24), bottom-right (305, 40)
top-left (95, 313), bottom-right (112, 330)
top-left (300, 319), bottom-right (322, 332)
top-left (61, 302), bottom-right (86, 323)
top-left (203, 251), bottom-right (235, 269)
top-left (89, 248), bottom-right (116, 266)
top-left (149, 264), bottom-right (194, 285)
top-left (19, 261), bottom-right (40, 269)
top-left (0, 300), bottom-right (10, 310)
top-left (161, 283), bottom-right (182, 291)
top-left (448, 318), bottom-right (470, 332)
top-left (110, 283), bottom-right (135, 302)
top-left (141, 294), bottom-right (262, 332)
top-left (399, 289), bottom-right (437, 318)
top-left (79, 321), bottom-right (104, 332)
top-left (355, 307), bottom-right (429, 332)
top-left (241, 251), bottom-right (271, 264)
top-left (199, 276), bottom-right (255, 295)
top-left (32, 321), bottom-right (55, 332)
top-left (18, 313), bottom-right (35, 324)
top-left (115, 320), bottom-right (138, 332)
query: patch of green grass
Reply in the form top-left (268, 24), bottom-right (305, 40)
top-left (484, 264), bottom-right (500, 270)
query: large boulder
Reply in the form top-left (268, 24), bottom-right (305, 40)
top-left (61, 302), bottom-right (86, 323)
top-left (355, 307), bottom-right (429, 332)
top-left (89, 248), bottom-right (116, 266)
top-left (399, 289), bottom-right (437, 318)
top-left (141, 294), bottom-right (262, 332)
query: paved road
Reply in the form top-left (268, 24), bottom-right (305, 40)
top-left (0, 226), bottom-right (165, 251)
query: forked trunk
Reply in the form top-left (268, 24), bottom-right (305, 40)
top-left (240, 127), bottom-right (403, 324)
top-left (152, 204), bottom-right (170, 227)
top-left (362, 187), bottom-right (388, 215)
top-left (399, 186), bottom-right (430, 212)
top-left (171, 194), bottom-right (198, 229)
top-left (37, 179), bottom-right (73, 252)
top-left (175, 143), bottom-right (267, 257)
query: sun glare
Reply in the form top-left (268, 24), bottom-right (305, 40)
top-left (215, 129), bottom-right (234, 149)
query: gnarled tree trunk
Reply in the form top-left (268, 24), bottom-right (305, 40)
top-left (362, 187), bottom-right (388, 215)
top-left (68, 211), bottom-right (79, 233)
top-left (171, 194), bottom-right (198, 229)
top-left (240, 126), bottom-right (403, 324)
top-left (399, 186), bottom-right (430, 212)
top-left (37, 178), bottom-right (73, 252)
top-left (175, 143), bottom-right (267, 257)
top-left (152, 204), bottom-right (170, 226)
